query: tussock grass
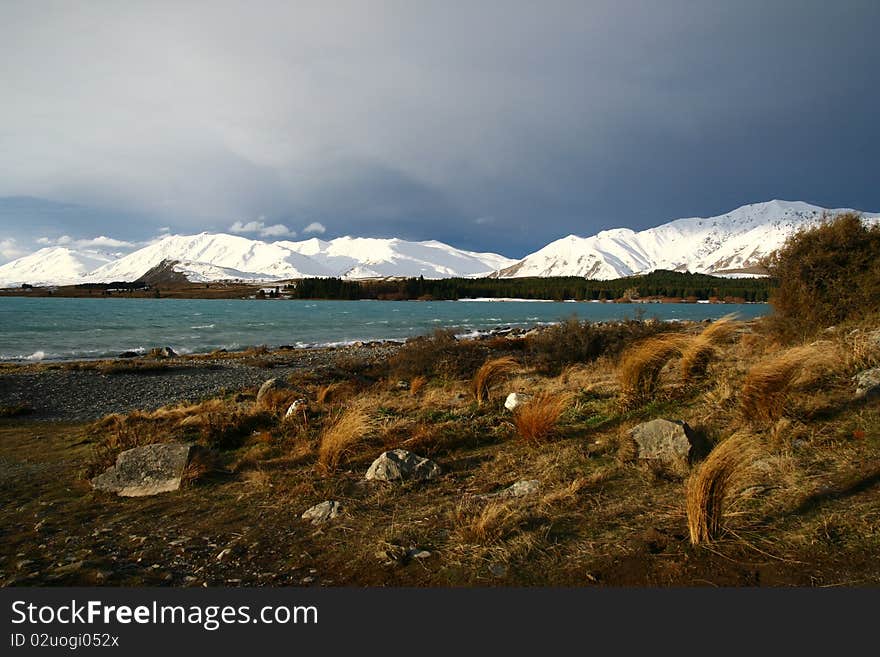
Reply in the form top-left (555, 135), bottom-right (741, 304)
top-left (617, 333), bottom-right (690, 406)
top-left (317, 403), bottom-right (372, 472)
top-left (686, 432), bottom-right (758, 545)
top-left (316, 383), bottom-right (341, 405)
top-left (738, 343), bottom-right (843, 425)
top-left (452, 500), bottom-right (527, 545)
top-left (513, 392), bottom-right (570, 445)
top-left (409, 375), bottom-right (428, 397)
top-left (472, 356), bottom-right (519, 405)
top-left (680, 316), bottom-right (739, 384)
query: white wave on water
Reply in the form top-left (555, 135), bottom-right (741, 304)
top-left (190, 324), bottom-right (215, 329)
top-left (26, 351), bottom-right (46, 361)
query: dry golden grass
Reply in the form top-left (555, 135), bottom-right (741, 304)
top-left (409, 375), bottom-right (428, 396)
top-left (686, 432), bottom-right (758, 545)
top-left (617, 333), bottom-right (690, 405)
top-left (738, 342), bottom-right (843, 425)
top-left (451, 500), bottom-right (527, 545)
top-left (680, 316), bottom-right (739, 384)
top-left (181, 448), bottom-right (219, 486)
top-left (472, 356), bottom-right (519, 405)
top-left (317, 403), bottom-right (372, 472)
top-left (512, 392), bottom-right (570, 445)
top-left (316, 383), bottom-right (341, 405)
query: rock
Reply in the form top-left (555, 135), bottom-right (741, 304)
top-left (630, 419), bottom-right (698, 462)
top-left (853, 368), bottom-right (880, 400)
top-left (91, 443), bottom-right (195, 497)
top-left (301, 500), bottom-right (341, 525)
top-left (118, 351), bottom-right (140, 359)
top-left (480, 479), bottom-right (540, 500)
top-left (504, 392), bottom-right (533, 411)
top-left (284, 399), bottom-right (309, 418)
top-left (365, 449), bottom-right (441, 482)
top-left (148, 346), bottom-right (177, 359)
top-left (396, 380), bottom-right (410, 390)
top-left (256, 378), bottom-right (287, 403)
top-left (406, 548), bottom-right (431, 560)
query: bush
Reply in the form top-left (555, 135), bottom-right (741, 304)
top-left (765, 213), bottom-right (880, 333)
top-left (526, 317), bottom-right (674, 375)
top-left (389, 329), bottom-right (486, 379)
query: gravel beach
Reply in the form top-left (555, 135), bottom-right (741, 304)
top-left (0, 344), bottom-right (401, 422)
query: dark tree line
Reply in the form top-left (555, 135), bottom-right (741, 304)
top-left (283, 270), bottom-right (773, 301)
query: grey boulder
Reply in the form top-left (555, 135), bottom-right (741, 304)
top-left (630, 419), bottom-right (698, 462)
top-left (853, 368), bottom-right (880, 401)
top-left (92, 443), bottom-right (195, 497)
top-left (365, 449), bottom-right (441, 482)
top-left (256, 378), bottom-right (287, 403)
top-left (301, 500), bottom-right (341, 525)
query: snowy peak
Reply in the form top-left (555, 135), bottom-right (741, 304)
top-left (495, 200), bottom-right (880, 280)
top-left (0, 232), bottom-right (517, 286)
top-left (0, 247), bottom-right (116, 287)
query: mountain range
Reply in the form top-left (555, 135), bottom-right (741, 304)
top-left (1, 200), bottom-right (877, 287)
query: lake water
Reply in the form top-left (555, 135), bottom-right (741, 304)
top-left (0, 297), bottom-right (771, 362)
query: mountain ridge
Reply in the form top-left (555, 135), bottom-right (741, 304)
top-left (1, 200), bottom-right (878, 287)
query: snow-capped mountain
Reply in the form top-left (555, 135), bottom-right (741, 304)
top-left (0, 233), bottom-right (518, 286)
top-left (0, 247), bottom-right (116, 287)
top-left (85, 233), bottom-right (333, 283)
top-left (2, 200), bottom-right (877, 287)
top-left (494, 200), bottom-right (880, 279)
top-left (276, 236), bottom-right (515, 279)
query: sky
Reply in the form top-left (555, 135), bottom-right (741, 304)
top-left (1, 0), bottom-right (879, 263)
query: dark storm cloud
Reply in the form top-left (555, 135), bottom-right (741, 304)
top-left (0, 0), bottom-right (878, 259)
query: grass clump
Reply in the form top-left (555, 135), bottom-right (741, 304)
top-left (513, 393), bottom-right (569, 445)
top-left (738, 342), bottom-right (842, 425)
top-left (686, 432), bottom-right (758, 545)
top-left (472, 356), bottom-right (519, 405)
top-left (680, 316), bottom-right (739, 384)
top-left (317, 403), bottom-right (373, 473)
top-left (617, 333), bottom-right (690, 406)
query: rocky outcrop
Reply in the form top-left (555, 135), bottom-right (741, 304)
top-left (91, 443), bottom-right (195, 497)
top-left (301, 500), bottom-right (341, 525)
top-left (630, 419), bottom-right (698, 462)
top-left (365, 449), bottom-right (441, 482)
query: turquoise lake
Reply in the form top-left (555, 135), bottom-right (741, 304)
top-left (0, 297), bottom-right (771, 362)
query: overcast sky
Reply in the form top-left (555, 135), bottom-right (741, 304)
top-left (1, 0), bottom-right (879, 262)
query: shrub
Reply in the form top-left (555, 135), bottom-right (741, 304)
top-left (389, 329), bottom-right (486, 379)
top-left (765, 213), bottom-right (880, 334)
top-left (472, 356), bottom-right (519, 405)
top-left (526, 317), bottom-right (674, 375)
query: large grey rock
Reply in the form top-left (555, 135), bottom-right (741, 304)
top-left (92, 443), bottom-right (194, 497)
top-left (853, 368), bottom-right (880, 401)
top-left (630, 419), bottom-right (697, 462)
top-left (365, 449), bottom-right (441, 482)
top-left (504, 392), bottom-right (533, 411)
top-left (301, 500), bottom-right (341, 525)
top-left (479, 479), bottom-right (540, 500)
